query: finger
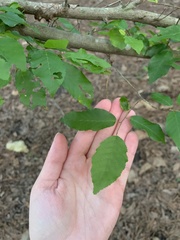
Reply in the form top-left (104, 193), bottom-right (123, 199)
top-left (68, 99), bottom-right (111, 158)
top-left (117, 131), bottom-right (139, 190)
top-left (87, 98), bottom-right (123, 158)
top-left (36, 133), bottom-right (68, 185)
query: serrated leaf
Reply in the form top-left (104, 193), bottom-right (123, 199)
top-left (64, 48), bottom-right (111, 74)
top-left (148, 50), bottom-right (174, 83)
top-left (91, 136), bottom-right (127, 194)
top-left (62, 63), bottom-right (93, 108)
top-left (124, 36), bottom-right (144, 54)
top-left (61, 108), bottom-right (116, 131)
top-left (0, 37), bottom-right (26, 71)
top-left (0, 12), bottom-right (26, 27)
top-left (151, 92), bottom-right (173, 106)
top-left (44, 39), bottom-right (69, 50)
top-left (130, 115), bottom-right (165, 143)
top-left (177, 94), bottom-right (180, 105)
top-left (120, 96), bottom-right (130, 111)
top-left (108, 29), bottom-right (126, 50)
top-left (29, 49), bottom-right (65, 95)
top-left (15, 70), bottom-right (47, 108)
top-left (0, 58), bottom-right (11, 80)
top-left (166, 111), bottom-right (180, 151)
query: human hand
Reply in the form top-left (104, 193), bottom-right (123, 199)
top-left (29, 98), bottom-right (138, 240)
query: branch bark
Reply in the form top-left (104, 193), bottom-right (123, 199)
top-left (16, 23), bottom-right (180, 59)
top-left (0, 0), bottom-right (179, 27)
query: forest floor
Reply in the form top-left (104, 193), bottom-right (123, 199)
top-left (0, 0), bottom-right (180, 240)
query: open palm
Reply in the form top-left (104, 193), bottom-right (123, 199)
top-left (29, 98), bottom-right (138, 240)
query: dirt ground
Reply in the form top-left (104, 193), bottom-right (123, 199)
top-left (0, 1), bottom-right (180, 240)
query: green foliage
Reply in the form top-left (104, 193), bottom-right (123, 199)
top-left (0, 2), bottom-right (180, 194)
top-left (0, 3), bottom-right (26, 27)
top-left (57, 18), bottom-right (80, 33)
top-left (44, 39), bottom-right (69, 50)
top-left (148, 50), bottom-right (174, 83)
top-left (130, 116), bottom-right (165, 143)
top-left (120, 97), bottom-right (130, 111)
top-left (15, 70), bottom-right (47, 108)
top-left (151, 92), bottom-right (173, 106)
top-left (148, 0), bottom-right (158, 2)
top-left (0, 96), bottom-right (4, 106)
top-left (28, 49), bottom-right (65, 96)
top-left (150, 25), bottom-right (180, 42)
top-left (91, 136), bottom-right (127, 194)
top-left (124, 36), bottom-right (144, 54)
top-left (62, 63), bottom-right (94, 108)
top-left (61, 109), bottom-right (116, 131)
top-left (177, 94), bottom-right (180, 105)
top-left (64, 48), bottom-right (111, 74)
top-left (0, 37), bottom-right (26, 71)
top-left (166, 111), bottom-right (180, 151)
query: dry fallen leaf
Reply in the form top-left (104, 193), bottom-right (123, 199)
top-left (6, 140), bottom-right (29, 153)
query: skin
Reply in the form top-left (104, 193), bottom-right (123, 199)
top-left (29, 98), bottom-right (138, 240)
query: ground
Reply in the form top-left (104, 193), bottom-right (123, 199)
top-left (0, 1), bottom-right (180, 240)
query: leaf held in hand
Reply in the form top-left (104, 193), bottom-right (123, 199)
top-left (61, 108), bottom-right (116, 131)
top-left (120, 96), bottom-right (130, 111)
top-left (91, 136), bottom-right (128, 194)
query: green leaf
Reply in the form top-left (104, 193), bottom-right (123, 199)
top-left (124, 36), bottom-right (144, 54)
top-left (0, 5), bottom-right (23, 16)
top-left (151, 25), bottom-right (180, 42)
top-left (148, 0), bottom-right (158, 3)
top-left (0, 96), bottom-right (4, 106)
top-left (172, 62), bottom-right (180, 70)
top-left (62, 63), bottom-right (94, 108)
top-left (29, 49), bottom-right (65, 95)
top-left (177, 94), bottom-right (180, 105)
top-left (151, 92), bottom-right (173, 106)
top-left (15, 70), bottom-right (47, 108)
top-left (101, 20), bottom-right (128, 30)
top-left (61, 108), bottom-right (116, 131)
top-left (44, 39), bottom-right (69, 50)
top-left (145, 44), bottom-right (167, 57)
top-left (0, 12), bottom-right (26, 27)
top-left (148, 50), bottom-right (174, 83)
top-left (108, 29), bottom-right (126, 50)
top-left (0, 37), bottom-right (26, 71)
top-left (91, 136), bottom-right (127, 194)
top-left (64, 48), bottom-right (111, 74)
top-left (120, 96), bottom-right (130, 111)
top-left (130, 115), bottom-right (165, 143)
top-left (58, 18), bottom-right (80, 33)
top-left (166, 111), bottom-right (180, 151)
top-left (0, 58), bottom-right (11, 80)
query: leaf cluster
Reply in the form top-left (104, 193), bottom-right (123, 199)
top-left (0, 3), bottom-right (180, 194)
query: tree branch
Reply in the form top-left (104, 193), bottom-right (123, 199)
top-left (16, 23), bottom-right (180, 59)
top-left (0, 0), bottom-right (179, 27)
